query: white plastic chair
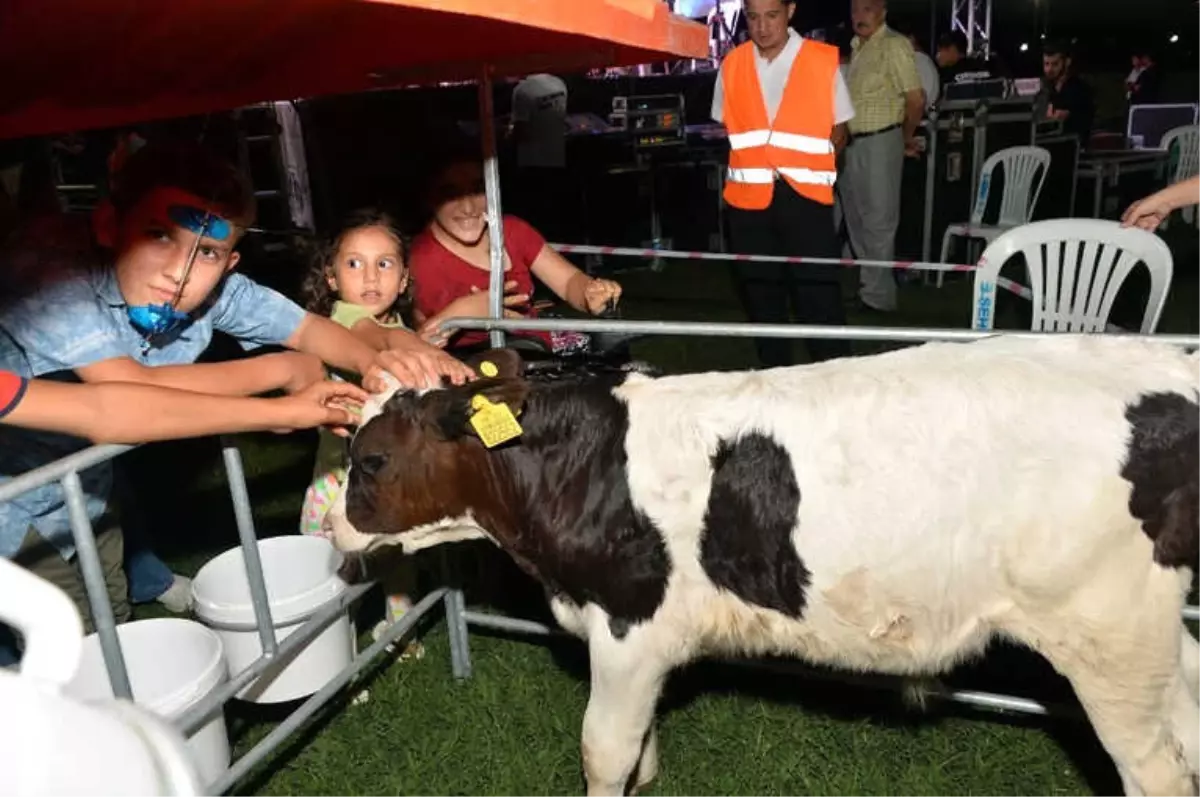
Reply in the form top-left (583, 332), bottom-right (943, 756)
top-left (1159, 124), bottom-right (1198, 228)
top-left (936, 145), bottom-right (1052, 287)
top-left (971, 218), bottom-right (1173, 334)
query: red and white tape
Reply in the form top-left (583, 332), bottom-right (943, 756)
top-left (550, 243), bottom-right (1034, 300)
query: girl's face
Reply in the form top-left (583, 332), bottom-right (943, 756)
top-left (431, 161), bottom-right (488, 246)
top-left (326, 225), bottom-right (408, 318)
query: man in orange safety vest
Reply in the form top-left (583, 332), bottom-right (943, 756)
top-left (711, 0), bottom-right (855, 366)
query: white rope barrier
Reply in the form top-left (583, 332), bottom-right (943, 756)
top-left (549, 243), bottom-right (1035, 300)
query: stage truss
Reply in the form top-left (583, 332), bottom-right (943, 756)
top-left (951, 0), bottom-right (993, 58)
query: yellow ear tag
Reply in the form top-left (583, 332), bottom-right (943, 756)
top-left (479, 361), bottom-right (499, 377)
top-left (469, 394), bottom-right (523, 448)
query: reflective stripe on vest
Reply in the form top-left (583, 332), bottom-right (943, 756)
top-left (727, 166), bottom-right (838, 186)
top-left (727, 129), bottom-right (834, 156)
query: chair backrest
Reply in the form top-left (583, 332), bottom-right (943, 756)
top-left (970, 145), bottom-right (1052, 227)
top-left (1161, 124), bottom-right (1199, 183)
top-left (972, 219), bottom-right (1173, 334)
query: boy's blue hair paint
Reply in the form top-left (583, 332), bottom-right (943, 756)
top-left (168, 204), bottom-right (232, 240)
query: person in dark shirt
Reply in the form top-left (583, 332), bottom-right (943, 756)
top-left (935, 31), bottom-right (992, 86)
top-left (1040, 40), bottom-right (1094, 144)
top-left (1126, 49), bottom-right (1162, 106)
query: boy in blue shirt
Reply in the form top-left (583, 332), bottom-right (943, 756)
top-left (0, 140), bottom-right (471, 661)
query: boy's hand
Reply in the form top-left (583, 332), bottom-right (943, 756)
top-left (363, 340), bottom-right (476, 392)
top-left (583, 278), bottom-right (622, 315)
top-left (273, 380), bottom-right (368, 437)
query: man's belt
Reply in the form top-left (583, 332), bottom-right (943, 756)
top-left (847, 123), bottom-right (901, 142)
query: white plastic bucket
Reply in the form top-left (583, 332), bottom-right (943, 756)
top-left (191, 535), bottom-right (354, 704)
top-left (65, 618), bottom-right (230, 789)
top-left (0, 557), bottom-right (202, 795)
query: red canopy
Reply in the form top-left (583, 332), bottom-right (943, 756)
top-left (0, 0), bottom-right (708, 140)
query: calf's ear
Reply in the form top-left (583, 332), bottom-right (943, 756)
top-left (419, 377), bottom-right (531, 443)
top-left (462, 347), bottom-right (526, 380)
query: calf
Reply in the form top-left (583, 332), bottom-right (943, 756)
top-left (327, 335), bottom-right (1200, 796)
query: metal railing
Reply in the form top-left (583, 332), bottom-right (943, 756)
top-left (0, 437), bottom-right (462, 792)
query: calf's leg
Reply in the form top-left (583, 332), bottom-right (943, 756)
top-left (1015, 576), bottom-right (1196, 796)
top-left (632, 724), bottom-right (659, 794)
top-left (1171, 671), bottom-right (1200, 775)
top-left (1181, 628), bottom-right (1199, 704)
top-left (581, 632), bottom-right (668, 797)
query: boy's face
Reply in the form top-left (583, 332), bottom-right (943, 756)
top-left (104, 187), bottom-right (241, 314)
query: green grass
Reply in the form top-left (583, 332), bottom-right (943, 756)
top-left (128, 246), bottom-right (1197, 796)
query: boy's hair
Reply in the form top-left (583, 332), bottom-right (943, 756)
top-left (300, 208), bottom-right (413, 325)
top-left (109, 139), bottom-right (256, 228)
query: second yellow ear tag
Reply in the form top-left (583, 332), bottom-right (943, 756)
top-left (479, 361), bottom-right (499, 377)
top-left (469, 394), bottom-right (523, 448)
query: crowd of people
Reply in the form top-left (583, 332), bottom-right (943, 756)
top-left (0, 131), bottom-right (623, 665)
top-left (0, 0), bottom-right (1193, 670)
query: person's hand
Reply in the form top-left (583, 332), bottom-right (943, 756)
top-left (464, 281), bottom-right (530, 315)
top-left (904, 136), bottom-right (922, 158)
top-left (273, 380), bottom-right (369, 437)
top-left (362, 337), bottom-right (476, 392)
top-left (583, 278), bottom-right (622, 315)
top-left (271, 351), bottom-right (328, 394)
top-left (1121, 191), bottom-right (1173, 232)
top-left (417, 282), bottom-right (530, 345)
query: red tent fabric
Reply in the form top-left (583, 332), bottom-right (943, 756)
top-left (0, 0), bottom-right (708, 140)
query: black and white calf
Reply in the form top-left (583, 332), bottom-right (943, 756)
top-left (328, 335), bottom-right (1199, 796)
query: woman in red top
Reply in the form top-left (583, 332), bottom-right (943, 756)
top-left (411, 158), bottom-right (622, 353)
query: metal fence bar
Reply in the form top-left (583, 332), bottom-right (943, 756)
top-left (61, 470), bottom-right (133, 700)
top-left (438, 316), bottom-right (1200, 348)
top-left (205, 588), bottom-right (448, 796)
top-left (445, 588), bottom-right (472, 679)
top-left (550, 242), bottom-right (976, 272)
top-left (176, 579), bottom-right (376, 736)
top-left (0, 443), bottom-right (129, 503)
top-left (1186, 605), bottom-right (1199, 622)
top-left (462, 610), bottom-right (560, 638)
top-left (735, 656), bottom-right (1065, 717)
top-left (220, 441), bottom-right (278, 656)
top-left (479, 66), bottom-right (507, 349)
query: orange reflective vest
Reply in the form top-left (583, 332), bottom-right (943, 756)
top-left (721, 39), bottom-right (839, 209)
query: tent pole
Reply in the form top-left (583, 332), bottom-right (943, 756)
top-left (478, 66), bottom-right (507, 349)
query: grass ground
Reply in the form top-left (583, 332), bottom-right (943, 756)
top-left (128, 230), bottom-right (1198, 796)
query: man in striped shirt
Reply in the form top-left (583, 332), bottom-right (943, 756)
top-left (841, 0), bottom-right (925, 314)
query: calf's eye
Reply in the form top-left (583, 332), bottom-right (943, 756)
top-left (358, 452), bottom-right (389, 477)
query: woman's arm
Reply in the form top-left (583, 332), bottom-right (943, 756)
top-left (1122, 175), bottom-right (1200, 231)
top-left (527, 246), bottom-right (622, 315)
top-left (4, 378), bottom-right (367, 444)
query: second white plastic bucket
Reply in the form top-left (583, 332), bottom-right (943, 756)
top-left (191, 535), bottom-right (354, 704)
top-left (65, 618), bottom-right (230, 789)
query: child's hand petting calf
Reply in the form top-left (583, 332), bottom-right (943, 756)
top-left (364, 338), bottom-right (475, 392)
top-left (272, 380), bottom-right (369, 437)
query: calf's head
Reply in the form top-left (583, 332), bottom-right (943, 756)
top-left (327, 348), bottom-right (529, 556)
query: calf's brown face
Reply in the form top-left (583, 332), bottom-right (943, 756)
top-left (336, 348), bottom-right (529, 552)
